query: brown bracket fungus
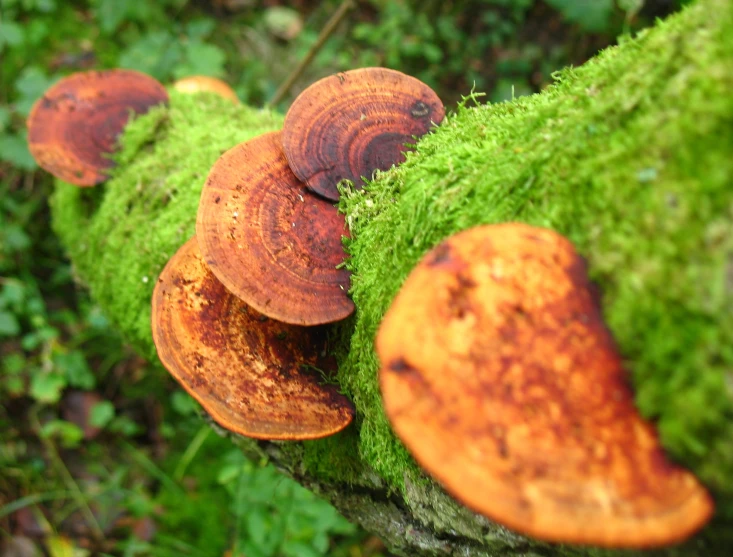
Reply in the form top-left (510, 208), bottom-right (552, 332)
top-left (173, 75), bottom-right (240, 104)
top-left (196, 130), bottom-right (354, 326)
top-left (377, 223), bottom-right (713, 548)
top-left (281, 67), bottom-right (445, 201)
top-left (152, 237), bottom-right (355, 440)
top-left (27, 69), bottom-right (168, 186)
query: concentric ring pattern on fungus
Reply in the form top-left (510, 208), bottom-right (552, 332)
top-left (152, 237), bottom-right (354, 440)
top-left (27, 69), bottom-right (168, 186)
top-left (196, 131), bottom-right (353, 326)
top-left (282, 67), bottom-right (445, 201)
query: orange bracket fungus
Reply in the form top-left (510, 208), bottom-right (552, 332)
top-left (152, 237), bottom-right (354, 440)
top-left (281, 67), bottom-right (445, 201)
top-left (173, 75), bottom-right (240, 104)
top-left (27, 69), bottom-right (169, 186)
top-left (196, 130), bottom-right (354, 326)
top-left (377, 223), bottom-right (713, 548)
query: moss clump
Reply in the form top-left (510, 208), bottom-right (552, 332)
top-left (339, 0), bottom-right (733, 519)
top-left (51, 92), bottom-right (283, 361)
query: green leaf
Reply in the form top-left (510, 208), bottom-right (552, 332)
top-left (545, 0), bottom-right (614, 32)
top-left (40, 420), bottom-right (84, 449)
top-left (2, 353), bottom-right (25, 374)
top-left (4, 376), bottom-right (25, 397)
top-left (0, 310), bottom-right (20, 336)
top-left (0, 279), bottom-right (26, 310)
top-left (94, 0), bottom-right (131, 34)
top-left (54, 350), bottom-right (95, 390)
top-left (0, 133), bottom-right (37, 169)
top-left (216, 462), bottom-right (243, 485)
top-left (311, 531), bottom-right (329, 553)
top-left (185, 18), bottom-right (215, 40)
top-left (263, 6), bottom-right (302, 41)
top-left (30, 0), bottom-right (57, 13)
top-left (21, 332), bottom-right (40, 351)
top-left (0, 106), bottom-right (10, 131)
top-left (108, 415), bottom-right (142, 436)
top-left (0, 21), bottom-right (24, 52)
top-left (14, 67), bottom-right (57, 116)
top-left (174, 41), bottom-right (226, 79)
top-left (24, 19), bottom-right (51, 46)
top-left (618, 0), bottom-right (644, 17)
top-left (1, 223), bottom-right (32, 253)
top-left (89, 400), bottom-right (115, 428)
top-left (119, 31), bottom-right (180, 81)
top-left (281, 541), bottom-right (320, 557)
top-left (171, 390), bottom-right (199, 415)
top-left (30, 372), bottom-right (66, 404)
top-left (246, 511), bottom-right (268, 547)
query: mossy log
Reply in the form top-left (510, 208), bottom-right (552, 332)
top-left (50, 0), bottom-right (732, 554)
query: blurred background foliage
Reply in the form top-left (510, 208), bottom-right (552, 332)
top-left (1, 0), bottom-right (685, 555)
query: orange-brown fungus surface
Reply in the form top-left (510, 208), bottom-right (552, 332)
top-left (173, 76), bottom-right (240, 103)
top-left (27, 69), bottom-right (168, 186)
top-left (377, 223), bottom-right (713, 548)
top-left (152, 237), bottom-right (354, 440)
top-left (197, 131), bottom-right (354, 326)
top-left (282, 67), bottom-right (444, 201)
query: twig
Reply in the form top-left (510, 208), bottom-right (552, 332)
top-left (267, 0), bottom-right (356, 108)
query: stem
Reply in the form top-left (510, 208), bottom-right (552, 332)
top-left (0, 491), bottom-right (74, 519)
top-left (173, 425), bottom-right (211, 482)
top-left (29, 406), bottom-right (106, 542)
top-left (267, 0), bottom-right (356, 108)
top-left (119, 439), bottom-right (183, 495)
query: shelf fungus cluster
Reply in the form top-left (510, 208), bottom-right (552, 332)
top-left (151, 237), bottom-right (354, 439)
top-left (27, 65), bottom-right (715, 546)
top-left (27, 69), bottom-right (169, 186)
top-left (377, 223), bottom-right (714, 548)
top-left (25, 65), bottom-right (444, 441)
top-left (150, 67), bottom-right (445, 439)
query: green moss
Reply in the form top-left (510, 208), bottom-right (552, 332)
top-left (51, 91), bottom-right (283, 360)
top-left (339, 0), bottom-right (733, 519)
top-left (300, 433), bottom-right (366, 485)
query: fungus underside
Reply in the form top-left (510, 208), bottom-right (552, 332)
top-left (51, 0), bottom-right (733, 546)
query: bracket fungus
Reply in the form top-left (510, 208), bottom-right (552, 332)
top-left (173, 75), bottom-right (240, 104)
top-left (152, 237), bottom-right (354, 440)
top-left (377, 223), bottom-right (713, 548)
top-left (196, 131), bottom-right (354, 326)
top-left (282, 67), bottom-right (445, 201)
top-left (27, 69), bottom-right (168, 186)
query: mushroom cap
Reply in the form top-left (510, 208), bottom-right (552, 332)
top-left (152, 237), bottom-right (355, 440)
top-left (27, 69), bottom-right (168, 186)
top-left (282, 67), bottom-right (445, 201)
top-left (196, 130), bottom-right (354, 326)
top-left (377, 223), bottom-right (713, 548)
top-left (173, 75), bottom-right (240, 104)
